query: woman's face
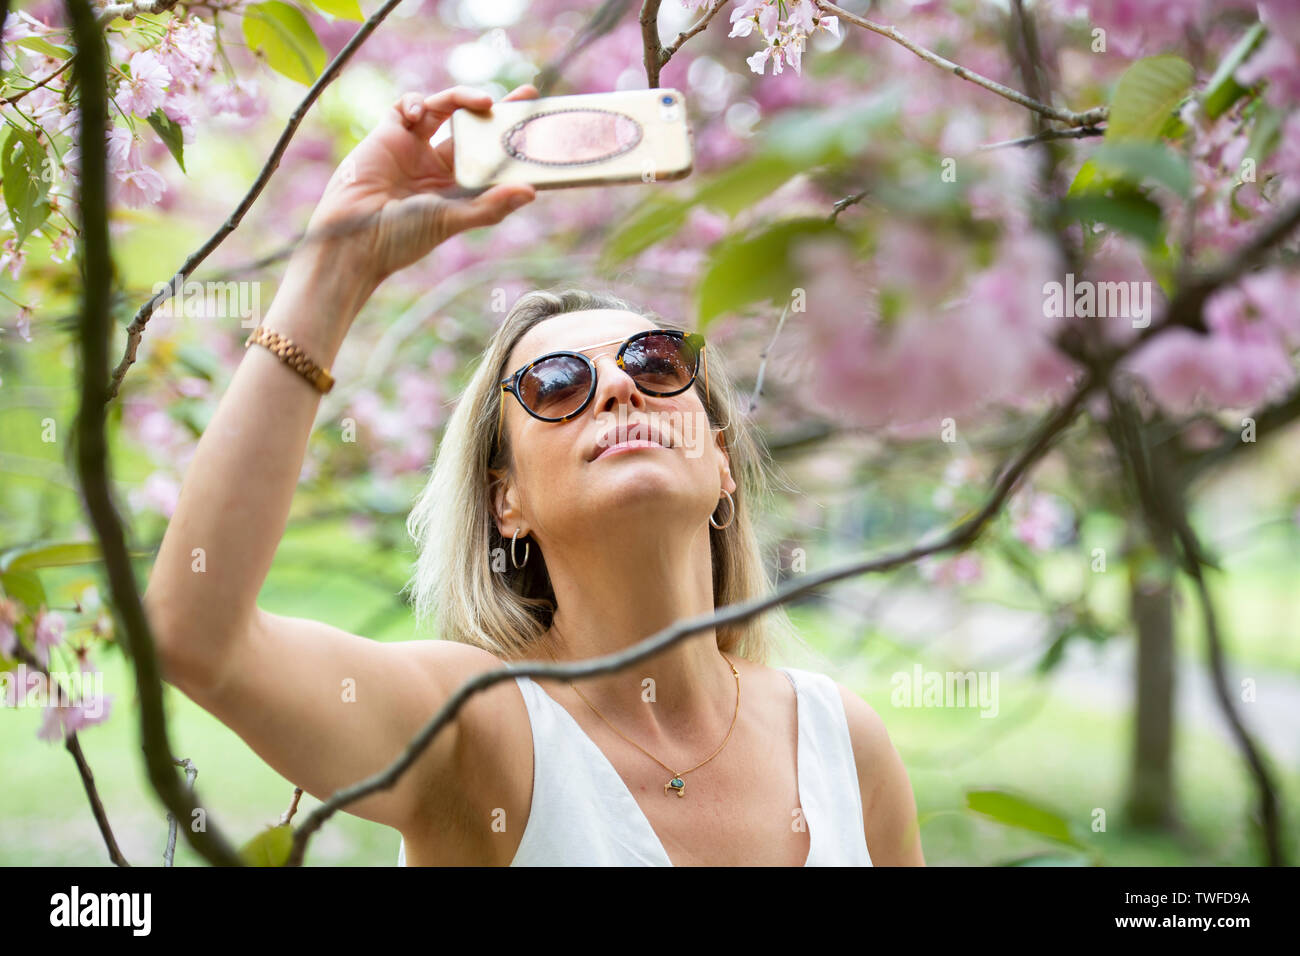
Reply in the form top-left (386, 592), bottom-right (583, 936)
top-left (492, 309), bottom-right (737, 550)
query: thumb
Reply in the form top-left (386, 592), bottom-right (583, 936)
top-left (439, 184), bottom-right (536, 236)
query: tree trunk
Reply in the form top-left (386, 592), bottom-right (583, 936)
top-left (1126, 545), bottom-right (1178, 829)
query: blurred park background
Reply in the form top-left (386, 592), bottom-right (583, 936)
top-left (2, 0), bottom-right (1298, 864)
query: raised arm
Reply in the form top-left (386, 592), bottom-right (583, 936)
top-left (143, 85), bottom-right (538, 834)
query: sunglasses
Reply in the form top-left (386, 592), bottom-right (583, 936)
top-left (497, 329), bottom-right (708, 443)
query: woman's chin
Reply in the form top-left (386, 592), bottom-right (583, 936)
top-left (581, 462), bottom-right (702, 508)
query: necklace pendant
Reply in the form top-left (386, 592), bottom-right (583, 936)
top-left (665, 776), bottom-right (686, 797)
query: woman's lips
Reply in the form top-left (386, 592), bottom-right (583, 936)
top-left (592, 440), bottom-right (669, 461)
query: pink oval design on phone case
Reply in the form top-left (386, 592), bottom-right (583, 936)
top-left (502, 109), bottom-right (643, 166)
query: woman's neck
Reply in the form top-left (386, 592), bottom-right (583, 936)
top-left (536, 521), bottom-right (738, 742)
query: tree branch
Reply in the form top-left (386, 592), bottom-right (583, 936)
top-left (95, 0), bottom-right (182, 23)
top-left (285, 368), bottom-right (1099, 865)
top-left (1130, 195), bottom-right (1300, 346)
top-left (815, 0), bottom-right (1108, 127)
top-left (66, 0), bottom-right (244, 866)
top-left (105, 0), bottom-right (412, 401)
top-left (1105, 386), bottom-right (1285, 865)
top-left (641, 0), bottom-right (666, 87)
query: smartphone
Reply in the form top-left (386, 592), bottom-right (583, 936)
top-left (451, 88), bottom-right (694, 191)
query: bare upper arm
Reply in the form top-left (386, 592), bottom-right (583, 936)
top-left (837, 683), bottom-right (926, 866)
top-left (160, 607), bottom-right (506, 834)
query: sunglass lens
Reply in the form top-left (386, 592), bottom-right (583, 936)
top-left (519, 355), bottom-right (592, 418)
top-left (623, 333), bottom-right (697, 393)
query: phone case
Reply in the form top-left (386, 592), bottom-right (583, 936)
top-left (452, 88), bottom-right (694, 191)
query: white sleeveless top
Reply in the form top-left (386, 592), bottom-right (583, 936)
top-left (397, 665), bottom-right (872, 866)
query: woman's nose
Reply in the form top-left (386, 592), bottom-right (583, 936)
top-left (592, 354), bottom-right (645, 413)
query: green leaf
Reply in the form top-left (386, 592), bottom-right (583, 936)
top-left (1088, 142), bottom-right (1192, 198)
top-left (1036, 630), bottom-right (1070, 675)
top-left (0, 541), bottom-right (152, 572)
top-left (1242, 102), bottom-right (1283, 168)
top-left (694, 153), bottom-right (805, 218)
top-left (146, 108), bottom-right (186, 173)
top-left (1106, 55), bottom-right (1194, 141)
top-left (966, 789), bottom-right (1084, 848)
top-left (1061, 193), bottom-right (1163, 246)
top-left (1067, 158), bottom-right (1112, 198)
top-left (1, 127), bottom-right (51, 248)
top-left (763, 93), bottom-right (899, 166)
top-left (696, 217), bottom-right (843, 328)
top-left (176, 343), bottom-right (223, 380)
top-left (601, 195), bottom-right (692, 266)
top-left (308, 0), bottom-right (364, 21)
top-left (16, 36), bottom-right (74, 59)
top-left (242, 1), bottom-right (327, 86)
top-left (239, 824), bottom-right (294, 866)
top-left (1002, 852), bottom-right (1093, 866)
top-left (601, 98), bottom-right (896, 268)
top-left (1, 542), bottom-right (103, 572)
top-left (1201, 21), bottom-right (1267, 120)
top-left (1, 568), bottom-right (46, 610)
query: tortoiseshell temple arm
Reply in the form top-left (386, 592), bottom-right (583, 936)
top-left (497, 383), bottom-right (509, 446)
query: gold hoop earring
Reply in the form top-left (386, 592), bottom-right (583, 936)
top-left (709, 490), bottom-right (735, 530)
top-left (511, 528), bottom-right (530, 568)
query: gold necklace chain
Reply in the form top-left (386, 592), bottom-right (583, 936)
top-left (542, 632), bottom-right (740, 798)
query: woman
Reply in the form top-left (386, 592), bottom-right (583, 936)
top-left (144, 83), bottom-right (924, 867)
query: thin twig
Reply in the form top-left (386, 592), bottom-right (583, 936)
top-left (534, 0), bottom-right (633, 92)
top-left (815, 0), bottom-right (1107, 127)
top-left (105, 0), bottom-right (412, 400)
top-left (66, 733), bottom-right (131, 865)
top-left (747, 296), bottom-right (792, 415)
top-left (66, 0), bottom-right (244, 866)
top-left (279, 787), bottom-right (304, 827)
top-left (976, 125), bottom-right (1105, 150)
top-left (163, 756), bottom-right (197, 866)
top-left (0, 57), bottom-right (74, 107)
top-left (829, 189), bottom-right (868, 222)
top-left (9, 640), bottom-right (129, 866)
top-left (661, 0), bottom-right (730, 65)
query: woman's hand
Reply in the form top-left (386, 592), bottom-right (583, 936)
top-left (302, 84), bottom-right (539, 287)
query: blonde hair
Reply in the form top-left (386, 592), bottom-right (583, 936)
top-left (404, 287), bottom-right (800, 665)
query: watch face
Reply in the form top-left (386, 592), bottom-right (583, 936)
top-left (502, 109), bottom-right (644, 167)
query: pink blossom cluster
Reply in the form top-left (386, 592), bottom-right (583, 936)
top-left (790, 229), bottom-right (1080, 431)
top-left (1126, 268), bottom-right (1300, 415)
top-left (344, 358), bottom-right (455, 479)
top-left (1061, 0), bottom-right (1261, 58)
top-left (1009, 489), bottom-right (1075, 552)
top-left (918, 552), bottom-right (983, 586)
top-left (720, 0), bottom-right (840, 76)
top-left (0, 10), bottom-right (267, 229)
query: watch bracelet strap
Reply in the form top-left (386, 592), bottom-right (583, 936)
top-left (244, 325), bottom-right (335, 394)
